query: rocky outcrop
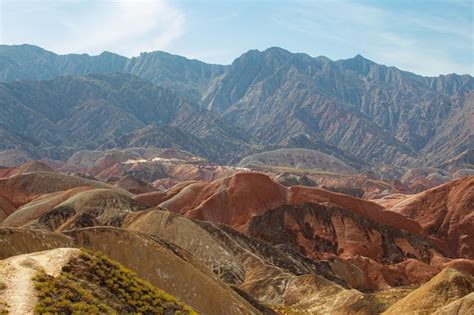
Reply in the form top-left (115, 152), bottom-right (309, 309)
top-left (115, 175), bottom-right (155, 194)
top-left (0, 72), bottom-right (251, 162)
top-left (1, 45), bottom-right (472, 169)
top-left (387, 176), bottom-right (474, 259)
top-left (156, 172), bottom-right (459, 289)
top-left (124, 210), bottom-right (383, 312)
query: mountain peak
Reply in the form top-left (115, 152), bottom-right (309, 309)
top-left (350, 54), bottom-right (375, 64)
top-left (338, 54), bottom-right (377, 74)
top-left (263, 46), bottom-right (292, 55)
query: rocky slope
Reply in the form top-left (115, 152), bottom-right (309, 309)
top-left (0, 72), bottom-right (251, 162)
top-left (134, 172), bottom-right (468, 289)
top-left (0, 247), bottom-right (198, 314)
top-left (0, 169), bottom-right (473, 313)
top-left (0, 171), bottom-right (119, 209)
top-left (384, 267), bottom-right (473, 314)
top-left (203, 48), bottom-right (473, 167)
top-left (1, 44), bottom-right (472, 171)
top-left (379, 176), bottom-right (474, 259)
top-left (0, 228), bottom-right (261, 315)
top-left (238, 148), bottom-right (358, 174)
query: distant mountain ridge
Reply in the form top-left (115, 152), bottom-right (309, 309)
top-left (0, 44), bottom-right (472, 171)
top-left (0, 72), bottom-right (253, 162)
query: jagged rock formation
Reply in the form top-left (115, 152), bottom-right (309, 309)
top-left (273, 172), bottom-right (318, 187)
top-left (153, 172), bottom-right (472, 289)
top-left (0, 169), bottom-right (473, 313)
top-left (383, 176), bottom-right (474, 259)
top-left (1, 44), bottom-right (472, 171)
top-left (123, 210), bottom-right (383, 312)
top-left (0, 72), bottom-right (252, 162)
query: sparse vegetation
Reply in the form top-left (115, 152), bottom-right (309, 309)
top-left (33, 249), bottom-right (198, 314)
top-left (0, 280), bottom-right (8, 314)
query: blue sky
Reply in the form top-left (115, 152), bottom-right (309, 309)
top-left (1, 0), bottom-right (472, 76)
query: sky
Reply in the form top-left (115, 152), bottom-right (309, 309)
top-left (0, 0), bottom-right (473, 76)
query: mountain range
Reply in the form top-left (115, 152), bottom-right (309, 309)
top-left (0, 44), bottom-right (473, 173)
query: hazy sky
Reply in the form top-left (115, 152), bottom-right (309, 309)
top-left (1, 0), bottom-right (473, 76)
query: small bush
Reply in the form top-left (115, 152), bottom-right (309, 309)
top-left (32, 249), bottom-right (198, 314)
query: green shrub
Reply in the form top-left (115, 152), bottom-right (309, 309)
top-left (32, 249), bottom-right (198, 314)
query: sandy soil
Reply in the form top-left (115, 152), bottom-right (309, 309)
top-left (0, 248), bottom-right (80, 315)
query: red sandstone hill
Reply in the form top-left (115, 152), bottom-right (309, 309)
top-left (384, 176), bottom-right (474, 259)
top-left (156, 172), bottom-right (470, 289)
top-left (0, 161), bottom-right (53, 178)
top-left (0, 168), bottom-right (472, 304)
top-left (0, 171), bottom-right (123, 209)
top-left (159, 172), bottom-right (426, 236)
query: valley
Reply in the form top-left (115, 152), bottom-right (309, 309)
top-left (0, 44), bottom-right (472, 314)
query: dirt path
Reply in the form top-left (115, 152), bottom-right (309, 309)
top-left (0, 248), bottom-right (80, 315)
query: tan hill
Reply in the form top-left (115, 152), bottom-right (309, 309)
top-left (384, 267), bottom-right (474, 314)
top-left (401, 167), bottom-right (454, 193)
top-left (0, 171), bottom-right (120, 208)
top-left (115, 175), bottom-right (156, 194)
top-left (24, 189), bottom-right (148, 231)
top-left (386, 176), bottom-right (474, 259)
top-left (1, 187), bottom-right (93, 228)
top-left (123, 209), bottom-right (391, 313)
top-left (239, 148), bottom-right (358, 174)
top-left (0, 227), bottom-right (261, 314)
top-left (0, 161), bottom-right (53, 179)
top-left (0, 248), bottom-right (197, 314)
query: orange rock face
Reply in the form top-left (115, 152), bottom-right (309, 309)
top-left (115, 175), bottom-right (155, 194)
top-left (387, 176), bottom-right (474, 259)
top-left (158, 172), bottom-right (462, 289)
top-left (134, 181), bottom-right (196, 207)
top-left (160, 172), bottom-right (287, 229)
top-left (0, 171), bottom-right (112, 209)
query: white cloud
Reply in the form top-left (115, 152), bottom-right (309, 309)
top-left (377, 49), bottom-right (470, 76)
top-left (1, 0), bottom-right (186, 56)
top-left (272, 0), bottom-right (473, 76)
